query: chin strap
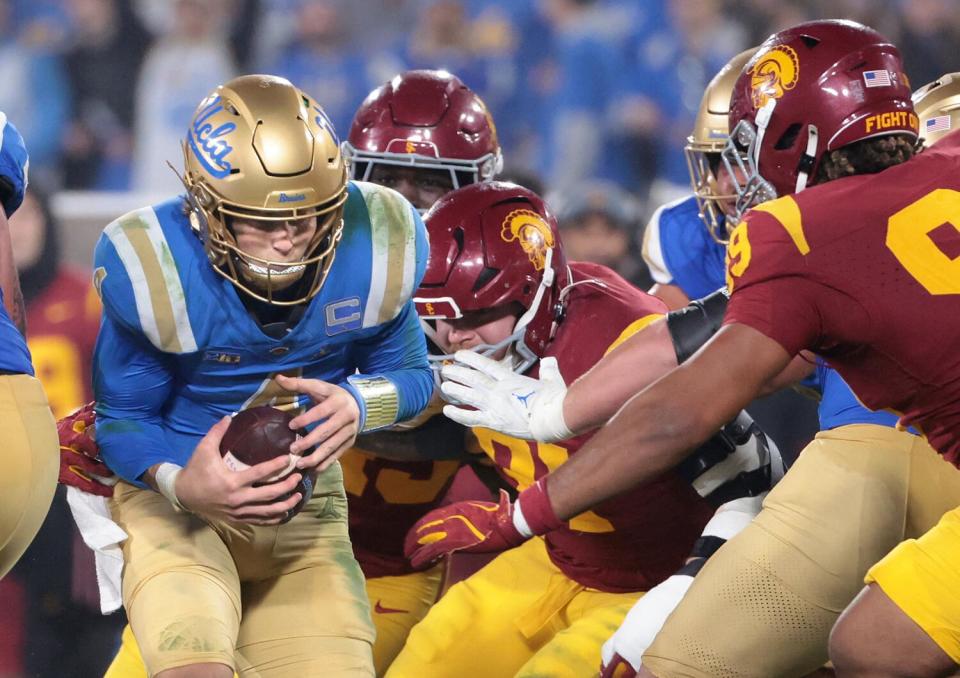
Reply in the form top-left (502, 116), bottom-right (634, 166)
top-left (752, 99), bottom-right (778, 169)
top-left (794, 124), bottom-right (820, 193)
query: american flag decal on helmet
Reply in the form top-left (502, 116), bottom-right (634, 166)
top-left (863, 70), bottom-right (891, 87)
top-left (925, 115), bottom-right (952, 134)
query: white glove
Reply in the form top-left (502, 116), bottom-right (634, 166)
top-left (600, 574), bottom-right (693, 676)
top-left (599, 494), bottom-right (765, 676)
top-left (439, 350), bottom-right (573, 442)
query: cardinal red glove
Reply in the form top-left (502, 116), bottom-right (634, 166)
top-left (404, 479), bottom-right (563, 569)
top-left (57, 402), bottom-right (116, 497)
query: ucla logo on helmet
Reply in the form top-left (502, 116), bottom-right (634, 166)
top-left (750, 45), bottom-right (800, 109)
top-left (500, 209), bottom-right (554, 271)
top-left (188, 95), bottom-right (237, 179)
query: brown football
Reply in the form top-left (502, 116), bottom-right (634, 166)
top-left (219, 406), bottom-right (312, 522)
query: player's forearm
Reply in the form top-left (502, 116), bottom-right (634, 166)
top-left (562, 318), bottom-right (677, 434)
top-left (547, 324), bottom-right (791, 521)
top-left (0, 210), bottom-right (25, 335)
top-left (551, 365), bottom-right (726, 520)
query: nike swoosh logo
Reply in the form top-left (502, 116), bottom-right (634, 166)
top-left (374, 600), bottom-right (410, 615)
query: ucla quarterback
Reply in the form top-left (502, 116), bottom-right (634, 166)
top-left (0, 115), bottom-right (59, 580)
top-left (93, 75), bottom-right (432, 677)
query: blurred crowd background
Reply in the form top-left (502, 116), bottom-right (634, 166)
top-left (0, 0), bottom-right (957, 676)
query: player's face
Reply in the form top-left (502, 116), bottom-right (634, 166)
top-left (230, 215), bottom-right (318, 263)
top-left (714, 161), bottom-right (748, 220)
top-left (434, 304), bottom-right (519, 358)
top-left (368, 165), bottom-right (455, 211)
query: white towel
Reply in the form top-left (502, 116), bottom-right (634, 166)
top-left (66, 487), bottom-right (127, 614)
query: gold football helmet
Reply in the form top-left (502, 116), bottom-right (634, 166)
top-left (913, 73), bottom-right (960, 148)
top-left (685, 48), bottom-right (757, 244)
top-left (180, 74), bottom-right (348, 305)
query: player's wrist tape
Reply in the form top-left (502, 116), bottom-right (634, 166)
top-left (346, 375), bottom-right (400, 432)
top-left (513, 478), bottom-right (564, 537)
top-left (155, 462), bottom-right (188, 513)
top-left (528, 393), bottom-right (573, 443)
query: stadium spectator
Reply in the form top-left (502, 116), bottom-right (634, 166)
top-left (62, 0), bottom-right (150, 190)
top-left (130, 0), bottom-right (235, 193)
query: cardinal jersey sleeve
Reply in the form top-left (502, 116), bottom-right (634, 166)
top-left (722, 196), bottom-right (829, 356)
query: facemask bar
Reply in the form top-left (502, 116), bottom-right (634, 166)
top-left (720, 118), bottom-right (778, 224)
top-left (170, 161), bottom-right (348, 306)
top-left (343, 141), bottom-right (503, 191)
top-left (684, 143), bottom-right (737, 244)
top-left (420, 248), bottom-right (557, 382)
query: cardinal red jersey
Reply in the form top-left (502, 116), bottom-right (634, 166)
top-left (724, 130), bottom-right (960, 461)
top-left (343, 438), bottom-right (462, 578)
top-left (473, 262), bottom-right (714, 593)
top-left (25, 267), bottom-right (100, 418)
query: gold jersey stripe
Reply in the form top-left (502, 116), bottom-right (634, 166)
top-left (104, 208), bottom-right (197, 353)
top-left (604, 313), bottom-right (664, 357)
top-left (753, 196), bottom-right (810, 255)
top-left (356, 182), bottom-right (418, 327)
top-left (121, 217), bottom-right (184, 353)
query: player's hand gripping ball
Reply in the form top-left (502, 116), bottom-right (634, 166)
top-left (219, 406), bottom-right (313, 522)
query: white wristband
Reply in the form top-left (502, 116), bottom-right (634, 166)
top-left (528, 393), bottom-right (573, 443)
top-left (155, 462), bottom-right (188, 513)
top-left (512, 499), bottom-right (534, 538)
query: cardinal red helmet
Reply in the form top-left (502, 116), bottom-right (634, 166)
top-left (414, 182), bottom-right (569, 373)
top-left (344, 69), bottom-right (503, 190)
top-left (723, 20), bottom-right (917, 220)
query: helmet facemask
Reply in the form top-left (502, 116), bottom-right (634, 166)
top-left (179, 159), bottom-right (348, 306)
top-left (720, 117), bottom-right (779, 224)
top-left (416, 247), bottom-right (558, 382)
top-left (685, 141), bottom-right (738, 244)
top-left (344, 143), bottom-right (503, 192)
top-left (178, 75), bottom-right (350, 307)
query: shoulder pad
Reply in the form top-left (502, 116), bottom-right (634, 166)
top-left (353, 181), bottom-right (428, 327)
top-left (94, 205), bottom-right (198, 353)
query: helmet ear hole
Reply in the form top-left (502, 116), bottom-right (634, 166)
top-left (472, 266), bottom-right (499, 292)
top-left (775, 123), bottom-right (803, 150)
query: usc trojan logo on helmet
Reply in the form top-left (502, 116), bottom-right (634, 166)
top-left (750, 45), bottom-right (800, 109)
top-left (500, 209), bottom-right (554, 271)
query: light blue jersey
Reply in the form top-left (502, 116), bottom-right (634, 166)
top-left (641, 194), bottom-right (898, 432)
top-left (93, 181), bottom-right (433, 485)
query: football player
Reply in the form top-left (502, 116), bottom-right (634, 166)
top-left (828, 72), bottom-right (960, 678)
top-left (0, 116), bottom-right (58, 579)
top-left (594, 43), bottom-right (935, 677)
top-left (91, 75), bottom-right (432, 677)
top-left (430, 20), bottom-right (960, 678)
top-left (390, 181), bottom-right (775, 677)
top-left (76, 69), bottom-right (502, 678)
top-left (339, 69), bottom-right (503, 674)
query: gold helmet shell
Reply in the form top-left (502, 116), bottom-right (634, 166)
top-left (181, 74), bottom-right (348, 305)
top-left (913, 73), bottom-right (960, 148)
top-left (685, 48), bottom-right (757, 244)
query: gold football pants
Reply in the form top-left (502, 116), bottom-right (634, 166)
top-left (109, 462), bottom-right (374, 677)
top-left (0, 374), bottom-right (58, 578)
top-left (643, 424), bottom-right (960, 678)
